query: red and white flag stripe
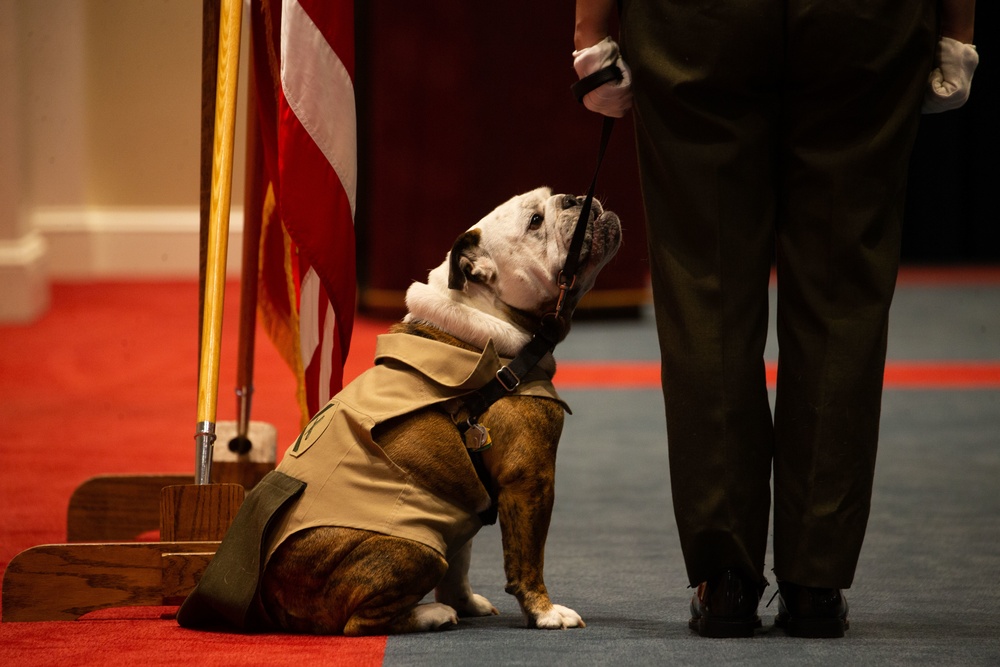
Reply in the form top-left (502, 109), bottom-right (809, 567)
top-left (277, 0), bottom-right (357, 415)
top-left (280, 0), bottom-right (356, 217)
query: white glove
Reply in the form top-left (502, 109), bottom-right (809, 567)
top-left (573, 37), bottom-right (633, 118)
top-left (923, 36), bottom-right (979, 114)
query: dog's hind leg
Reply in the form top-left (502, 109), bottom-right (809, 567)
top-left (263, 528), bottom-right (450, 635)
top-left (434, 539), bottom-right (498, 617)
top-left (339, 537), bottom-right (454, 636)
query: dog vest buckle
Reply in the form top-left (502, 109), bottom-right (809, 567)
top-left (495, 365), bottom-right (520, 391)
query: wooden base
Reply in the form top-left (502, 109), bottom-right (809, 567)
top-left (1, 541), bottom-right (219, 622)
top-left (67, 464), bottom-right (271, 542)
top-left (67, 474), bottom-right (193, 541)
top-left (160, 483), bottom-right (244, 542)
top-left (3, 483), bottom-right (247, 622)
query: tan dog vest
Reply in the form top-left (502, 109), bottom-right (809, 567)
top-left (263, 333), bottom-right (567, 561)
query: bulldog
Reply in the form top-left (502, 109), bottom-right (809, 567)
top-left (178, 187), bottom-right (621, 635)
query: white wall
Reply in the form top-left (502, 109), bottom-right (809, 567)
top-left (1, 0), bottom-right (249, 322)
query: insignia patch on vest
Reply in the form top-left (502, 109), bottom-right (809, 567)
top-left (290, 400), bottom-right (339, 457)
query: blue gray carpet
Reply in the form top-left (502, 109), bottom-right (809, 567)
top-left (384, 277), bottom-right (1000, 665)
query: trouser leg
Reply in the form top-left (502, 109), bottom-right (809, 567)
top-left (623, 0), bottom-right (936, 589)
top-left (622, 0), bottom-right (784, 587)
top-left (771, 1), bottom-right (936, 588)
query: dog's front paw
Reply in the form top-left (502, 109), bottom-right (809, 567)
top-left (532, 604), bottom-right (586, 630)
top-left (412, 602), bottom-right (459, 631)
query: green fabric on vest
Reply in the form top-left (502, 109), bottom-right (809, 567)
top-left (176, 471), bottom-right (305, 631)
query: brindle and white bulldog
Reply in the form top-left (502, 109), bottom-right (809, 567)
top-left (228, 187), bottom-right (619, 635)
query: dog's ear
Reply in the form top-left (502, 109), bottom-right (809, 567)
top-left (448, 229), bottom-right (497, 291)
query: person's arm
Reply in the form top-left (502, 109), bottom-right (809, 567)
top-left (940, 0), bottom-right (975, 44)
top-left (574, 0), bottom-right (618, 50)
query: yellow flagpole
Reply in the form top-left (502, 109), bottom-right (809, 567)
top-left (194, 0), bottom-right (243, 485)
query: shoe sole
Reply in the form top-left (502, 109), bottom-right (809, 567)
top-left (689, 615), bottom-right (762, 638)
top-left (775, 614), bottom-right (849, 638)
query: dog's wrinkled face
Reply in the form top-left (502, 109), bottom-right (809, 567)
top-left (447, 187), bottom-right (622, 318)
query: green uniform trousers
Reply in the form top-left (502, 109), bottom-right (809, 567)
top-left (620, 0), bottom-right (936, 588)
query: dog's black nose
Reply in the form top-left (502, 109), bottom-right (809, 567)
top-left (562, 195), bottom-right (582, 209)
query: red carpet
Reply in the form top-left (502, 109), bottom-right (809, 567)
top-left (0, 610), bottom-right (384, 667)
top-left (0, 282), bottom-right (389, 665)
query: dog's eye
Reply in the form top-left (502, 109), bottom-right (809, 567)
top-left (528, 213), bottom-right (543, 231)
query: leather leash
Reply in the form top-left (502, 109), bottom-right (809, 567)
top-left (457, 65), bottom-right (622, 524)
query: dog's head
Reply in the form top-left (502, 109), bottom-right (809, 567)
top-left (405, 187), bottom-right (622, 355)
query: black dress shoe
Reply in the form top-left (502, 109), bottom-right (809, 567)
top-left (689, 569), bottom-right (766, 638)
top-left (774, 581), bottom-right (849, 638)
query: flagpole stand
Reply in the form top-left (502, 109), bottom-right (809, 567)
top-left (1, 0), bottom-right (271, 623)
top-left (2, 541), bottom-right (221, 622)
top-left (1, 481), bottom-right (245, 622)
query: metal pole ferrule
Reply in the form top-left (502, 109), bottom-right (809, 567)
top-left (194, 420), bottom-right (216, 485)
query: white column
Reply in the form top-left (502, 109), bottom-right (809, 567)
top-left (0, 0), bottom-right (49, 322)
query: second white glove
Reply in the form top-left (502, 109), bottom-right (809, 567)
top-left (923, 36), bottom-right (979, 114)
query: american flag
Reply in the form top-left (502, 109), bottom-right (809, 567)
top-left (250, 0), bottom-right (356, 424)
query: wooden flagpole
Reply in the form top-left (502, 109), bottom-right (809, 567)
top-left (195, 0), bottom-right (244, 484)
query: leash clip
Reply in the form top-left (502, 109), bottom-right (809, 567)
top-left (553, 271), bottom-right (577, 318)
